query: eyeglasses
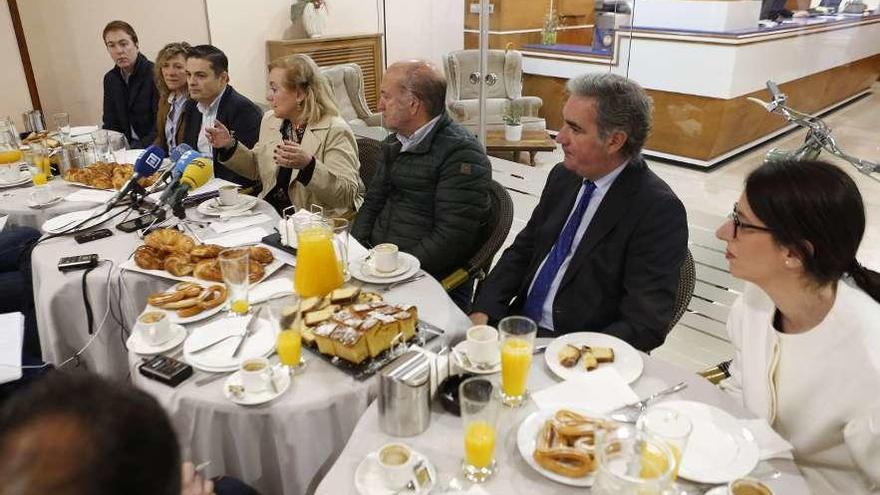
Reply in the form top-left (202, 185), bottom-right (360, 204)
top-left (729, 203), bottom-right (773, 239)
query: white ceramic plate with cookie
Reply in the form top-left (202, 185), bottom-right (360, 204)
top-left (545, 332), bottom-right (644, 384)
top-left (517, 407), bottom-right (604, 487)
top-left (143, 283), bottom-right (228, 325)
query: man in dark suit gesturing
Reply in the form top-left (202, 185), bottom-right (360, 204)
top-left (470, 73), bottom-right (687, 352)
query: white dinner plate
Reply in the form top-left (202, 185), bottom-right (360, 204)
top-left (354, 451), bottom-right (437, 495)
top-left (544, 332), bottom-right (644, 384)
top-left (659, 400), bottom-right (760, 484)
top-left (0, 173), bottom-right (32, 189)
top-left (517, 408), bottom-right (601, 487)
top-left (41, 207), bottom-right (115, 234)
top-left (126, 324), bottom-right (187, 355)
top-left (223, 366), bottom-right (291, 406)
top-left (197, 196), bottom-right (258, 217)
top-left (183, 316), bottom-right (276, 372)
top-left (452, 341), bottom-right (501, 375)
top-left (350, 252), bottom-right (420, 284)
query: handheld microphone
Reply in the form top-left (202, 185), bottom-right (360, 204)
top-left (169, 143), bottom-right (193, 163)
top-left (106, 145), bottom-right (165, 209)
top-left (167, 157), bottom-right (214, 211)
top-left (151, 145), bottom-right (197, 190)
top-left (151, 150), bottom-right (202, 211)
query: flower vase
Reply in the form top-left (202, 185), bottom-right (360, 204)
top-left (302, 3), bottom-right (326, 38)
top-left (504, 124), bottom-right (523, 142)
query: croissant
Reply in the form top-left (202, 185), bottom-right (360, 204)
top-left (144, 228), bottom-right (195, 254)
top-left (134, 245), bottom-right (164, 270)
top-left (248, 246), bottom-right (274, 265)
top-left (189, 244), bottom-right (223, 260)
top-left (164, 254), bottom-right (194, 276)
top-left (194, 259), bottom-right (223, 282)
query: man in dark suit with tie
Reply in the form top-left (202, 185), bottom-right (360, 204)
top-left (470, 73), bottom-right (687, 352)
top-left (181, 45), bottom-right (262, 188)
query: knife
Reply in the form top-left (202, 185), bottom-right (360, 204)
top-left (231, 306), bottom-right (264, 358)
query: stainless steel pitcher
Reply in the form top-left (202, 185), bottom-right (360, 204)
top-left (378, 351), bottom-right (432, 437)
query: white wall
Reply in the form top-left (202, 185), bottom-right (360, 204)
top-left (206, 0), bottom-right (382, 103)
top-left (383, 0), bottom-right (464, 69)
top-left (0, 2), bottom-right (33, 130)
top-left (17, 0), bottom-right (210, 127)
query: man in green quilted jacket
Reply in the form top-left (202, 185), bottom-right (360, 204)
top-left (352, 60), bottom-right (491, 310)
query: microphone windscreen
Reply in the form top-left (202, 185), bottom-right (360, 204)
top-left (133, 145), bottom-right (166, 176)
top-left (180, 157), bottom-right (214, 190)
top-left (169, 143), bottom-right (194, 162)
top-left (172, 150), bottom-right (200, 179)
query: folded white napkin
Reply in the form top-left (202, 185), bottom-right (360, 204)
top-left (211, 213), bottom-right (272, 234)
top-left (532, 367), bottom-right (639, 414)
top-left (205, 227), bottom-right (269, 247)
top-left (65, 189), bottom-right (116, 203)
top-left (741, 418), bottom-right (794, 460)
top-left (0, 313), bottom-right (25, 384)
top-left (248, 278), bottom-right (293, 304)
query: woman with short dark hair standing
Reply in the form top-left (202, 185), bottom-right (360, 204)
top-left (717, 159), bottom-right (880, 494)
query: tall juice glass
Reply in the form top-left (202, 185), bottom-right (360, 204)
top-left (460, 377), bottom-right (499, 483)
top-left (637, 407), bottom-right (692, 481)
top-left (499, 316), bottom-right (537, 407)
top-left (294, 219), bottom-right (343, 297)
top-left (268, 294), bottom-right (307, 373)
top-left (218, 248), bottom-right (251, 315)
top-left (593, 424), bottom-right (676, 495)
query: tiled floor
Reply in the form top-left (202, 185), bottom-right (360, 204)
top-left (493, 85), bottom-right (880, 372)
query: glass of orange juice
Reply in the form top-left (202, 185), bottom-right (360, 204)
top-left (460, 377), bottom-right (499, 483)
top-left (637, 407), bottom-right (691, 481)
top-left (268, 293), bottom-right (307, 373)
top-left (593, 424), bottom-right (676, 495)
top-left (498, 316), bottom-right (536, 407)
top-left (218, 248), bottom-right (251, 316)
top-left (294, 219), bottom-right (343, 297)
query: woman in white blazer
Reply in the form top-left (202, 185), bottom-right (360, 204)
top-left (208, 54), bottom-right (363, 220)
top-left (716, 159), bottom-right (880, 495)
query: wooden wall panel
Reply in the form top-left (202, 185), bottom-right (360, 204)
top-left (267, 34), bottom-right (383, 111)
top-left (522, 54), bottom-right (880, 162)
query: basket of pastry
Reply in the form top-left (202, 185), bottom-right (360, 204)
top-left (145, 282), bottom-right (227, 323)
top-left (518, 409), bottom-right (617, 485)
top-left (286, 285), bottom-right (444, 379)
top-left (131, 228), bottom-right (278, 284)
top-left (63, 161), bottom-right (161, 190)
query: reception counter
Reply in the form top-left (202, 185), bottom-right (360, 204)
top-left (520, 12), bottom-right (880, 167)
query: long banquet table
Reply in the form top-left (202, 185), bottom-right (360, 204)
top-left (315, 341), bottom-right (810, 494)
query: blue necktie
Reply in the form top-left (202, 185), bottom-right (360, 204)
top-left (523, 180), bottom-right (596, 325)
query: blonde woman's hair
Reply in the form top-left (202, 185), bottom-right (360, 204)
top-left (267, 54), bottom-right (339, 123)
top-left (154, 42), bottom-right (191, 98)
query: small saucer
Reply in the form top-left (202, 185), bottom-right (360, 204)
top-left (126, 324), bottom-right (187, 355)
top-left (361, 257), bottom-right (412, 278)
top-left (28, 196), bottom-right (62, 209)
top-left (223, 365), bottom-right (291, 406)
top-left (452, 341), bottom-right (501, 375)
top-left (354, 451), bottom-right (437, 495)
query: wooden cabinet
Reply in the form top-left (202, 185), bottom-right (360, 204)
top-left (267, 33), bottom-right (383, 111)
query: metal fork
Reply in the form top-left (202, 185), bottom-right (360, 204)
top-left (381, 273), bottom-right (427, 292)
top-left (609, 381), bottom-right (689, 423)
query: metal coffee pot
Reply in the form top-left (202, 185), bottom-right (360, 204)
top-left (378, 350), bottom-right (432, 437)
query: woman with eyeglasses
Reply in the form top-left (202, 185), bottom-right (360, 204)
top-left (716, 159), bottom-right (880, 495)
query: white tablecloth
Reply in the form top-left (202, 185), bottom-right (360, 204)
top-left (0, 180), bottom-right (100, 230)
top-left (315, 342), bottom-right (810, 494)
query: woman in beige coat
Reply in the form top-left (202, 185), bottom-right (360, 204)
top-left (207, 54), bottom-right (363, 219)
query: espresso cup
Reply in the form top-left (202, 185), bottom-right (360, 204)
top-left (240, 357), bottom-right (273, 393)
top-left (30, 185), bottom-right (54, 204)
top-left (729, 478), bottom-right (774, 495)
top-left (376, 443), bottom-right (416, 489)
top-left (466, 325), bottom-right (500, 366)
top-left (135, 311), bottom-right (173, 346)
top-left (372, 243), bottom-right (399, 273)
top-left (218, 185), bottom-right (240, 206)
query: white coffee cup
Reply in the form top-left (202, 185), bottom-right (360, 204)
top-left (218, 185), bottom-right (240, 206)
top-left (376, 443), bottom-right (416, 489)
top-left (372, 243), bottom-right (399, 273)
top-left (729, 478), bottom-right (774, 495)
top-left (466, 325), bottom-right (500, 366)
top-left (135, 311), bottom-right (173, 346)
top-left (240, 357), bottom-right (273, 393)
top-left (30, 185), bottom-right (54, 204)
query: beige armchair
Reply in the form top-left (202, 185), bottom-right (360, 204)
top-left (442, 49), bottom-right (544, 133)
top-left (321, 63), bottom-right (383, 127)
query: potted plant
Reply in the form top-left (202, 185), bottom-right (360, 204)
top-left (503, 103), bottom-right (523, 142)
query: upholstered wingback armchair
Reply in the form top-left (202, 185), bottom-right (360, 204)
top-left (321, 63), bottom-right (383, 127)
top-left (442, 49), bottom-right (544, 132)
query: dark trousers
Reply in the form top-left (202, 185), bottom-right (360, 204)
top-left (214, 477), bottom-right (261, 495)
top-left (0, 227), bottom-right (41, 356)
top-left (448, 277), bottom-right (475, 314)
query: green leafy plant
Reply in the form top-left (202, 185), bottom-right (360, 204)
top-left (502, 103), bottom-right (523, 126)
